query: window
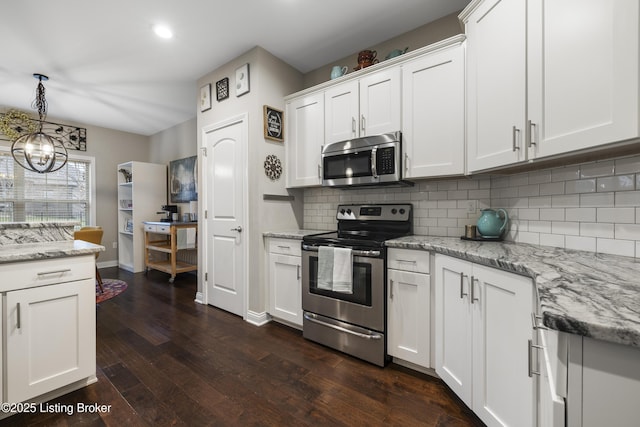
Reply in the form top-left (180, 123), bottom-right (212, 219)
top-left (0, 149), bottom-right (95, 225)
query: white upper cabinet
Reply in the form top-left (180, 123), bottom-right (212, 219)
top-left (358, 68), bottom-right (402, 137)
top-left (463, 0), bottom-right (640, 173)
top-left (402, 42), bottom-right (465, 178)
top-left (324, 68), bottom-right (401, 144)
top-left (527, 0), bottom-right (639, 159)
top-left (324, 80), bottom-right (359, 143)
top-left (286, 92), bottom-right (325, 188)
top-left (464, 0), bottom-right (527, 172)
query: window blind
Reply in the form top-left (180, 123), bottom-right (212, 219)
top-left (0, 152), bottom-right (91, 225)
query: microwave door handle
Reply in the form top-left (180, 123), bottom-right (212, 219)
top-left (371, 147), bottom-right (378, 179)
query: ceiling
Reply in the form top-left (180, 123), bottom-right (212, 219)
top-left (0, 0), bottom-right (470, 136)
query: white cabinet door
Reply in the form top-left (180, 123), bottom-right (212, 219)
top-left (472, 264), bottom-right (535, 427)
top-left (5, 279), bottom-right (96, 403)
top-left (325, 80), bottom-right (359, 144)
top-left (527, 0), bottom-right (639, 159)
top-left (286, 92), bottom-right (324, 188)
top-left (435, 254), bottom-right (473, 406)
top-left (387, 268), bottom-right (430, 368)
top-left (402, 43), bottom-right (465, 178)
top-left (359, 67), bottom-right (401, 137)
top-left (435, 254), bottom-right (536, 427)
top-left (268, 253), bottom-right (302, 327)
top-left (465, 0), bottom-right (527, 173)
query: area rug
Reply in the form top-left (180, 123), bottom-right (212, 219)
top-left (96, 279), bottom-right (128, 304)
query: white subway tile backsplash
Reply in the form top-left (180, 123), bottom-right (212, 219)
top-left (540, 233), bottom-right (565, 248)
top-left (615, 224), bottom-right (640, 241)
top-left (580, 161), bottom-right (615, 178)
top-left (565, 208), bottom-right (596, 222)
top-left (615, 191), bottom-right (640, 207)
top-left (540, 182), bottom-right (565, 196)
top-left (597, 238), bottom-right (635, 257)
top-left (540, 208), bottom-right (565, 221)
top-left (566, 236), bottom-right (596, 252)
top-left (552, 194), bottom-right (580, 208)
top-left (597, 175), bottom-right (635, 192)
top-left (615, 155), bottom-right (640, 175)
top-left (580, 192), bottom-right (615, 207)
top-left (303, 153), bottom-right (640, 258)
top-left (565, 179), bottom-right (596, 194)
top-left (552, 165), bottom-right (580, 182)
top-left (580, 222), bottom-right (614, 238)
top-left (597, 207), bottom-right (635, 224)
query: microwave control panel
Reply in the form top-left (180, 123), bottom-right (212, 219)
top-left (377, 147), bottom-right (395, 175)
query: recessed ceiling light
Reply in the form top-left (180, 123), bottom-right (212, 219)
top-left (153, 24), bottom-right (173, 39)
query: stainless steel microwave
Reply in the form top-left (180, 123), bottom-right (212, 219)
top-left (321, 131), bottom-right (413, 188)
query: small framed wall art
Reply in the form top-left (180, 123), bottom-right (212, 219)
top-left (200, 83), bottom-right (211, 112)
top-left (263, 105), bottom-right (284, 142)
top-left (235, 63), bottom-right (250, 97)
top-left (216, 77), bottom-right (229, 101)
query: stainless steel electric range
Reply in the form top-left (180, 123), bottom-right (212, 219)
top-left (301, 203), bottom-right (412, 366)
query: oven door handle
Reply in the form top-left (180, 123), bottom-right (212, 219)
top-left (302, 244), bottom-right (381, 258)
top-left (303, 313), bottom-right (383, 340)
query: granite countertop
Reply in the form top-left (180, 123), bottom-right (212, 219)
top-left (386, 236), bottom-right (640, 349)
top-left (0, 240), bottom-right (104, 264)
top-left (263, 229), bottom-right (325, 239)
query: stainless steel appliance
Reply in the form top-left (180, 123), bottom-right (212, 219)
top-left (157, 204), bottom-right (178, 222)
top-left (321, 131), bottom-right (413, 188)
top-left (301, 203), bottom-right (412, 366)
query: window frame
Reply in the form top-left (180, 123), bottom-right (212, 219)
top-left (0, 145), bottom-right (96, 226)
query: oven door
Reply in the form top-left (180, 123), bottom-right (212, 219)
top-left (301, 245), bottom-right (384, 332)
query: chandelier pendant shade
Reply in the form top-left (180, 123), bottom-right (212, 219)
top-left (10, 73), bottom-right (69, 173)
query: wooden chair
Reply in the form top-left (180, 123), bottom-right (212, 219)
top-left (74, 226), bottom-right (104, 292)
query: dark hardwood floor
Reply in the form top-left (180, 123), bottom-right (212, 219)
top-left (4, 267), bottom-right (484, 427)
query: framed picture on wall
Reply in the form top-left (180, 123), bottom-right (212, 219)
top-left (170, 156), bottom-right (198, 203)
top-left (200, 84), bottom-right (211, 112)
top-left (235, 63), bottom-right (250, 97)
top-left (216, 77), bottom-right (229, 101)
top-left (263, 105), bottom-right (284, 142)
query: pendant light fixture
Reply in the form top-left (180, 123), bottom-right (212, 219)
top-left (11, 73), bottom-right (68, 173)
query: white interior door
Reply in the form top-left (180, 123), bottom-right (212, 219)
top-left (203, 115), bottom-right (246, 317)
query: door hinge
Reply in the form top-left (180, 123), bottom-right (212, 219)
top-left (204, 210), bottom-right (208, 219)
top-left (205, 272), bottom-right (208, 281)
top-left (200, 147), bottom-right (207, 156)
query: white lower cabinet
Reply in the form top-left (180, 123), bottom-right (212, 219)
top-left (387, 248), bottom-right (430, 368)
top-left (267, 238), bottom-right (302, 328)
top-left (435, 254), bottom-right (536, 427)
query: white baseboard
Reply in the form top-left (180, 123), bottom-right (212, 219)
top-left (246, 310), bottom-right (271, 326)
top-left (194, 291), bottom-right (205, 304)
top-left (97, 260), bottom-right (118, 269)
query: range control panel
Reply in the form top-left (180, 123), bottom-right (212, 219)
top-left (336, 204), bottom-right (412, 221)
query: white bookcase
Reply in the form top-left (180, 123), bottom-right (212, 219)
top-left (117, 161), bottom-right (167, 273)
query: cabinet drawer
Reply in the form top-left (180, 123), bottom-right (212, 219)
top-left (388, 248), bottom-right (429, 273)
top-left (0, 255), bottom-right (95, 292)
top-left (144, 224), bottom-right (157, 232)
top-left (156, 224), bottom-right (171, 234)
top-left (268, 238), bottom-right (302, 257)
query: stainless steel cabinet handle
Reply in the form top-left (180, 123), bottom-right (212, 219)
top-left (471, 276), bottom-right (479, 303)
top-left (396, 259), bottom-right (417, 264)
top-left (297, 265), bottom-right (301, 280)
top-left (277, 245), bottom-right (291, 250)
top-left (317, 164), bottom-right (321, 179)
top-left (16, 303), bottom-right (21, 329)
top-left (459, 272), bottom-right (467, 299)
top-left (531, 312), bottom-right (548, 330)
top-left (528, 339), bottom-right (543, 377)
top-left (230, 226), bottom-right (243, 232)
top-left (389, 279), bottom-right (394, 300)
top-left (37, 268), bottom-right (71, 276)
top-left (361, 114), bottom-right (366, 132)
top-left (528, 120), bottom-right (537, 147)
top-left (512, 126), bottom-right (521, 151)
top-left (352, 117), bottom-right (356, 134)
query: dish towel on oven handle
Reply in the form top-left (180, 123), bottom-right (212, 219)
top-left (317, 246), bottom-right (353, 293)
top-left (331, 247), bottom-right (353, 294)
top-left (317, 246), bottom-right (334, 290)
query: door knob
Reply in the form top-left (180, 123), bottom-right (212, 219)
top-left (230, 226), bottom-right (243, 232)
